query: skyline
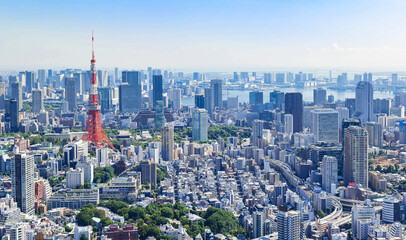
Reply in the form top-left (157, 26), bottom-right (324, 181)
top-left (1, 0), bottom-right (406, 71)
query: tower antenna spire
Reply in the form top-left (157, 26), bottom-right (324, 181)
top-left (92, 31), bottom-right (95, 60)
top-left (82, 31), bottom-right (114, 149)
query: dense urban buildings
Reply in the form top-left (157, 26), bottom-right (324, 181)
top-left (1, 3), bottom-right (406, 238)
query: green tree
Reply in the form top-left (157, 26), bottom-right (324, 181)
top-left (80, 234), bottom-right (89, 240)
top-left (84, 180), bottom-right (92, 189)
top-left (316, 209), bottom-right (326, 218)
top-left (161, 207), bottom-right (174, 219)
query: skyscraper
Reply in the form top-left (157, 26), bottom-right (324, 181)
top-left (119, 83), bottom-right (142, 113)
top-left (264, 73), bottom-right (272, 84)
top-left (313, 88), bottom-right (327, 105)
top-left (0, 81), bottom-right (5, 110)
top-left (321, 156), bottom-right (338, 193)
top-left (210, 79), bottom-right (222, 109)
top-left (170, 88), bottom-right (181, 111)
top-left (161, 125), bottom-right (174, 162)
top-left (284, 114), bottom-right (293, 135)
top-left (195, 94), bottom-right (205, 109)
top-left (122, 71), bottom-right (141, 85)
top-left (392, 73), bottom-right (398, 85)
top-left (311, 109), bottom-right (339, 143)
top-left (37, 69), bottom-right (46, 88)
top-left (249, 91), bottom-right (263, 105)
top-left (353, 81), bottom-right (375, 124)
top-left (153, 75), bottom-right (163, 108)
top-left (344, 126), bottom-right (368, 187)
top-left (204, 88), bottom-right (213, 114)
top-left (11, 154), bottom-right (35, 214)
top-left (141, 160), bottom-right (157, 189)
top-left (98, 87), bottom-right (113, 114)
top-left (365, 122), bottom-right (383, 148)
top-left (251, 120), bottom-right (264, 147)
top-left (275, 73), bottom-right (286, 85)
top-left (193, 72), bottom-right (199, 81)
top-left (155, 100), bottom-right (165, 129)
top-left (5, 99), bottom-right (19, 133)
top-left (65, 77), bottom-right (77, 112)
top-left (11, 82), bottom-right (22, 111)
top-left (270, 90), bottom-right (285, 110)
top-left (192, 108), bottom-right (208, 141)
top-left (32, 89), bottom-right (43, 113)
top-left (285, 92), bottom-right (303, 133)
top-left (277, 207), bottom-right (300, 240)
top-left (25, 71), bottom-right (34, 93)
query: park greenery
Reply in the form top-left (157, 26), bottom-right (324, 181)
top-left (76, 203), bottom-right (113, 228)
top-left (93, 166), bottom-right (115, 184)
top-left (96, 200), bottom-right (245, 239)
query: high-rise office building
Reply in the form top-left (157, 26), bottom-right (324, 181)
top-left (25, 71), bottom-right (34, 93)
top-left (98, 87), bottom-right (113, 114)
top-left (277, 207), bottom-right (300, 240)
top-left (195, 94), bottom-right (204, 109)
top-left (32, 89), bottom-right (43, 113)
top-left (192, 108), bottom-right (208, 141)
top-left (264, 73), bottom-right (272, 84)
top-left (141, 160), bottom-right (157, 189)
top-left (365, 122), bottom-right (383, 148)
top-left (122, 71), bottom-right (141, 85)
top-left (270, 90), bottom-right (285, 110)
top-left (37, 69), bottom-right (46, 88)
top-left (344, 126), bottom-right (368, 187)
top-left (275, 73), bottom-right (286, 85)
top-left (5, 99), bottom-right (19, 133)
top-left (153, 75), bottom-right (163, 108)
top-left (392, 73), bottom-right (398, 85)
top-left (373, 98), bottom-right (391, 116)
top-left (345, 98), bottom-right (356, 117)
top-left (249, 91), bottom-right (263, 105)
top-left (204, 88), bottom-right (213, 114)
top-left (321, 156), bottom-right (338, 193)
top-left (65, 77), bottom-right (77, 112)
top-left (284, 114), bottom-right (293, 135)
top-left (73, 72), bottom-right (83, 94)
top-left (342, 118), bottom-right (361, 144)
top-left (285, 92), bottom-right (303, 133)
top-left (155, 100), bottom-right (165, 129)
top-left (0, 81), bottom-right (5, 110)
top-left (11, 82), bottom-right (22, 111)
top-left (363, 72), bottom-right (372, 82)
top-left (251, 120), bottom-right (264, 147)
top-left (337, 73), bottom-right (347, 86)
top-left (311, 109), bottom-right (339, 143)
top-left (119, 83), bottom-right (142, 113)
top-left (313, 88), bottom-right (327, 105)
top-left (233, 72), bottom-right (239, 82)
top-left (193, 72), bottom-right (199, 81)
top-left (210, 79), bottom-right (222, 109)
top-left (353, 81), bottom-right (375, 124)
top-left (161, 125), bottom-right (174, 162)
top-left (170, 88), bottom-right (181, 111)
top-left (11, 154), bottom-right (34, 214)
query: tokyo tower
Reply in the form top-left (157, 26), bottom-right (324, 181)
top-left (82, 33), bottom-right (114, 149)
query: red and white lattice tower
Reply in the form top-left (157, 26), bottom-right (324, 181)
top-left (82, 33), bottom-right (114, 149)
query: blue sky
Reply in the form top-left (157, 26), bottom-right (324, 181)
top-left (1, 0), bottom-right (406, 71)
